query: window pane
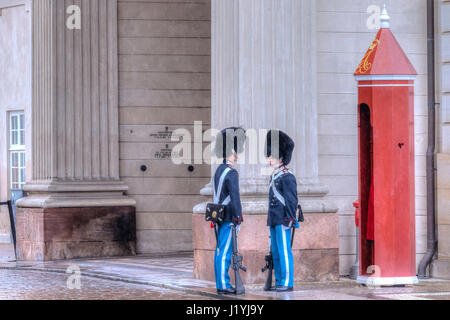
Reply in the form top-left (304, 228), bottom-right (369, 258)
top-left (11, 153), bottom-right (18, 167)
top-left (20, 152), bottom-right (25, 167)
top-left (11, 115), bottom-right (17, 130)
top-left (20, 168), bottom-right (26, 184)
top-left (11, 130), bottom-right (18, 146)
top-left (19, 130), bottom-right (25, 146)
top-left (11, 168), bottom-right (18, 185)
top-left (19, 114), bottom-right (25, 130)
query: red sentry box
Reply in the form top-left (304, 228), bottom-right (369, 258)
top-left (354, 22), bottom-right (418, 286)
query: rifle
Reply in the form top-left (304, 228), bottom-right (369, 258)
top-left (261, 236), bottom-right (274, 291)
top-left (231, 224), bottom-right (247, 295)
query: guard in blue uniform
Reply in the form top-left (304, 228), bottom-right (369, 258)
top-left (265, 130), bottom-right (299, 292)
top-left (213, 127), bottom-right (245, 295)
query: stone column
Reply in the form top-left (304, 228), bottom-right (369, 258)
top-left (16, 0), bottom-right (136, 261)
top-left (203, 0), bottom-right (334, 210)
top-left (193, 0), bottom-right (339, 284)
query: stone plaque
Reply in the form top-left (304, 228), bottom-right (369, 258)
top-left (150, 126), bottom-right (174, 140)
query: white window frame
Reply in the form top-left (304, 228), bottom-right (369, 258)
top-left (8, 111), bottom-right (26, 190)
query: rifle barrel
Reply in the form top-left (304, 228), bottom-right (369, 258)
top-left (231, 225), bottom-right (246, 295)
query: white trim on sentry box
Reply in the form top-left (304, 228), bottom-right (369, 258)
top-left (358, 84), bottom-right (415, 88)
top-left (356, 75), bottom-right (417, 81)
top-left (357, 275), bottom-right (419, 286)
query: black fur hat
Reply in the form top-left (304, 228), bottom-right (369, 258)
top-left (215, 127), bottom-right (246, 159)
top-left (265, 130), bottom-right (295, 166)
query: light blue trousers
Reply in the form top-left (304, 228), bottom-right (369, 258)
top-left (214, 222), bottom-right (234, 290)
top-left (270, 225), bottom-right (294, 288)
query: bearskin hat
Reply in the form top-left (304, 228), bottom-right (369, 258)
top-left (265, 130), bottom-right (295, 166)
top-left (215, 127), bottom-right (246, 159)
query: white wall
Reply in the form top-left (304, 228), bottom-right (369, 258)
top-left (0, 0), bottom-right (31, 242)
top-left (316, 0), bottom-right (428, 275)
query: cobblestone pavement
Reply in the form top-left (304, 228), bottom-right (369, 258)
top-left (2, 244), bottom-right (450, 300)
top-left (0, 269), bottom-right (216, 300)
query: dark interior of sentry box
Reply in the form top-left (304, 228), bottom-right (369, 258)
top-left (359, 103), bottom-right (375, 275)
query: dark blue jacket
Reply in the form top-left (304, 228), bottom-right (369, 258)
top-left (214, 163), bottom-right (243, 225)
top-left (267, 170), bottom-right (299, 228)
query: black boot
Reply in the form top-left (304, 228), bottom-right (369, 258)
top-left (218, 287), bottom-right (237, 295)
top-left (263, 286), bottom-right (277, 292)
top-left (276, 286), bottom-right (294, 292)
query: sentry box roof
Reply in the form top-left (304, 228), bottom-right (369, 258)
top-left (355, 5), bottom-right (417, 77)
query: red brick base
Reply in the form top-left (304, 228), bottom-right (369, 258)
top-left (16, 206), bottom-right (136, 261)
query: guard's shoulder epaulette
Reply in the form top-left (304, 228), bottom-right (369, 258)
top-left (281, 168), bottom-right (295, 178)
top-left (227, 165), bottom-right (239, 175)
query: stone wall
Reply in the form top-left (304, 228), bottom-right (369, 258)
top-left (0, 0), bottom-right (31, 243)
top-left (117, 0), bottom-right (212, 254)
top-left (316, 0), bottom-right (428, 275)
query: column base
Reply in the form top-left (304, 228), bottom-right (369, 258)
top-left (194, 176), bottom-right (338, 284)
top-left (16, 206), bottom-right (136, 261)
top-left (357, 276), bottom-right (419, 286)
top-left (17, 181), bottom-right (136, 208)
top-left (431, 259), bottom-right (450, 280)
